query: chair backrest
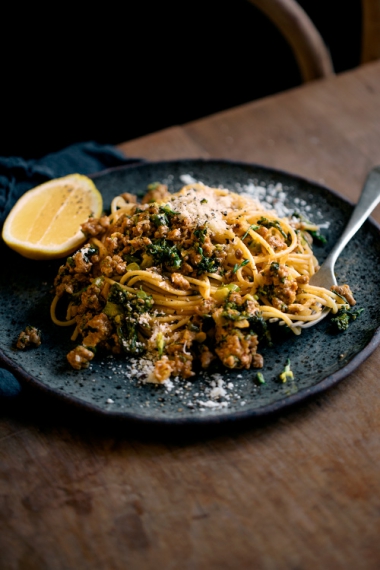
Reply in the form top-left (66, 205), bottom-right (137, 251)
top-left (361, 0), bottom-right (380, 63)
top-left (246, 0), bottom-right (334, 82)
top-left (248, 0), bottom-right (380, 82)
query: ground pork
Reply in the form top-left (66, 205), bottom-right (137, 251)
top-left (171, 273), bottom-right (191, 290)
top-left (81, 313), bottom-right (113, 348)
top-left (81, 216), bottom-right (110, 237)
top-left (261, 262), bottom-right (298, 307)
top-left (120, 192), bottom-right (137, 204)
top-left (331, 284), bottom-right (356, 306)
top-left (100, 255), bottom-right (127, 277)
top-left (67, 345), bottom-right (94, 370)
top-left (72, 249), bottom-right (92, 274)
top-left (215, 332), bottom-right (262, 370)
top-left (141, 184), bottom-right (171, 204)
top-left (16, 326), bottom-right (41, 350)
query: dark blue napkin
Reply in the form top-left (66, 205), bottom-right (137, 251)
top-left (0, 141), bottom-right (144, 401)
top-left (0, 141), bottom-right (143, 225)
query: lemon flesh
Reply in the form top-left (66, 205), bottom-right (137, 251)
top-left (2, 174), bottom-right (103, 260)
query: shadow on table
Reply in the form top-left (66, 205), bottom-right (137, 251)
top-left (1, 379), bottom-right (328, 445)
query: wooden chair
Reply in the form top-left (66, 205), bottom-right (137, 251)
top-left (247, 0), bottom-right (380, 83)
top-left (246, 0), bottom-right (334, 82)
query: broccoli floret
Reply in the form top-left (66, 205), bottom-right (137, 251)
top-left (107, 283), bottom-right (153, 314)
top-left (147, 239), bottom-right (182, 269)
top-left (330, 307), bottom-right (364, 332)
top-left (105, 284), bottom-right (153, 355)
top-left (107, 283), bottom-right (130, 307)
top-left (117, 320), bottom-right (145, 355)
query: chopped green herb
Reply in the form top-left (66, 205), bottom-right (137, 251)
top-left (257, 217), bottom-right (288, 240)
top-left (193, 226), bottom-right (208, 244)
top-left (232, 259), bottom-right (250, 273)
top-left (255, 372), bottom-right (266, 385)
top-left (242, 224), bottom-right (259, 240)
top-left (195, 246), bottom-right (219, 275)
top-left (269, 261), bottom-right (280, 274)
top-left (151, 213), bottom-right (169, 227)
top-left (292, 212), bottom-right (327, 245)
top-left (159, 204), bottom-right (179, 217)
top-left (309, 230), bottom-right (327, 245)
top-left (123, 254), bottom-right (141, 265)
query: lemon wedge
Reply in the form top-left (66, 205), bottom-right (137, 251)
top-left (2, 174), bottom-right (103, 260)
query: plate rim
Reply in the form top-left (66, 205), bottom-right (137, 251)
top-left (1, 157), bottom-right (380, 426)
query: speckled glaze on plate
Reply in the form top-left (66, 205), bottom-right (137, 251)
top-left (1, 159), bottom-right (380, 426)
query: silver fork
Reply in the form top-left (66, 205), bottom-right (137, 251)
top-left (294, 165), bottom-right (380, 329)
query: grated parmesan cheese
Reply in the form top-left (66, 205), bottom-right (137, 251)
top-left (179, 174), bottom-right (197, 185)
top-left (166, 184), bottom-right (262, 237)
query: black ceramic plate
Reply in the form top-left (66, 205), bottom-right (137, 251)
top-left (1, 159), bottom-right (380, 425)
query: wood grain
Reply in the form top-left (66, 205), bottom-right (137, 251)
top-left (117, 126), bottom-right (210, 162)
top-left (2, 61), bottom-right (380, 570)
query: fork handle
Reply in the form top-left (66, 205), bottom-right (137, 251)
top-left (324, 165), bottom-right (380, 268)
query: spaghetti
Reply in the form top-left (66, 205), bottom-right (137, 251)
top-left (51, 181), bottom-right (355, 382)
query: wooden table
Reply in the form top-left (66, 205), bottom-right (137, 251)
top-left (2, 61), bottom-right (380, 570)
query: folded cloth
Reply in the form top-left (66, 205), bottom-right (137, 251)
top-left (0, 141), bottom-right (145, 400)
top-left (0, 141), bottom-right (143, 225)
top-left (0, 369), bottom-right (22, 401)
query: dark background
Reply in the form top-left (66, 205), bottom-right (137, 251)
top-left (2, 1), bottom-right (361, 159)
